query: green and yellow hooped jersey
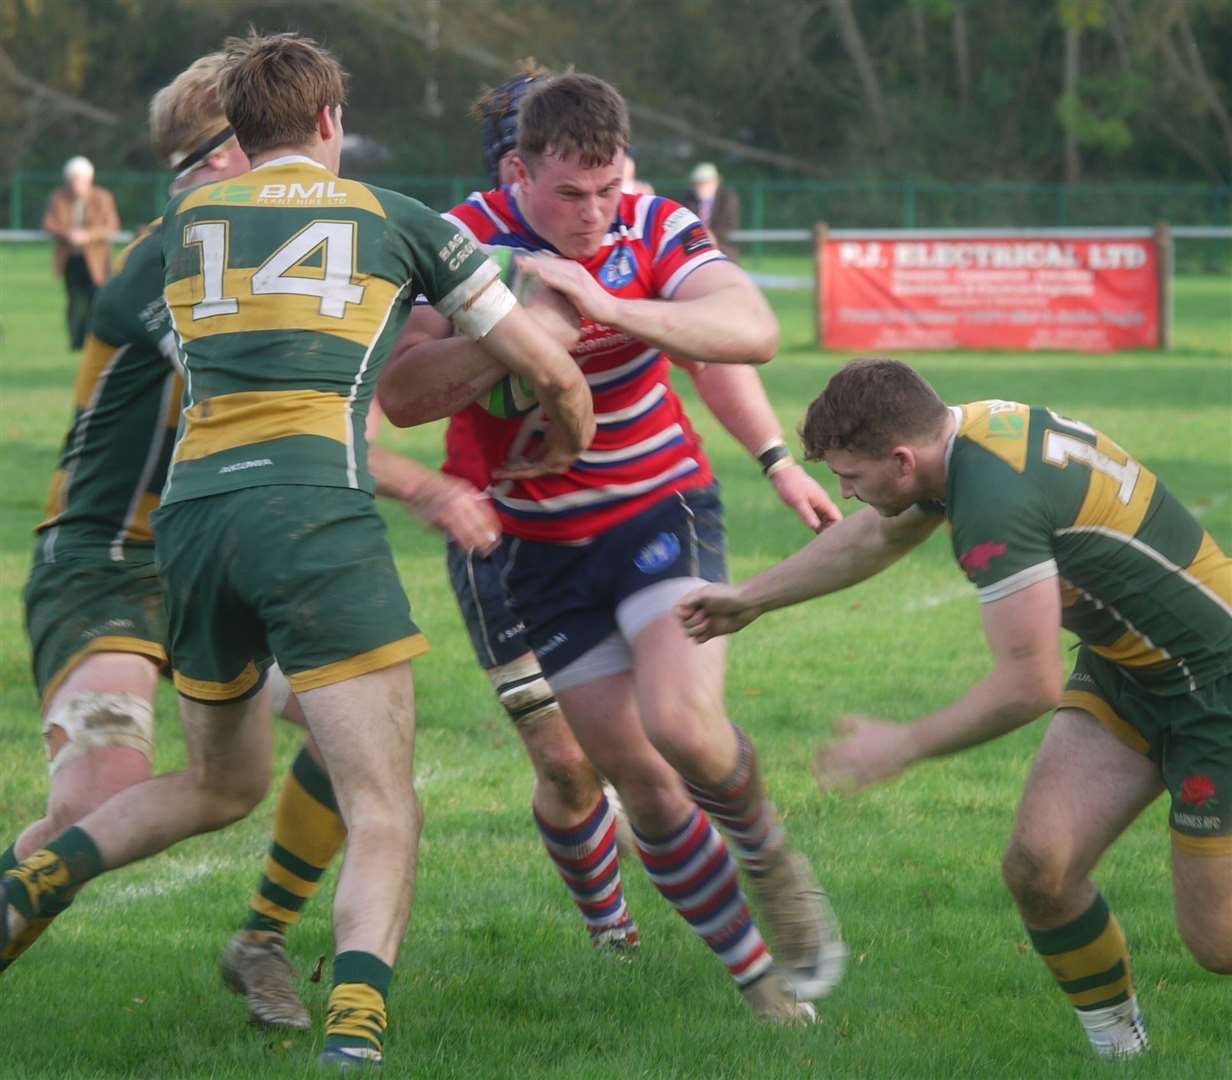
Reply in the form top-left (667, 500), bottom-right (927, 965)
top-left (38, 220), bottom-right (182, 564)
top-left (940, 400), bottom-right (1232, 694)
top-left (160, 157), bottom-right (497, 505)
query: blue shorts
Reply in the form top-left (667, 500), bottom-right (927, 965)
top-left (501, 484), bottom-right (728, 678)
top-left (446, 540), bottom-right (530, 671)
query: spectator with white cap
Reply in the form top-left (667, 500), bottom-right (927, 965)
top-left (683, 160), bottom-right (740, 260)
top-left (42, 156), bottom-right (121, 350)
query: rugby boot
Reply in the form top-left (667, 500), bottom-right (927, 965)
top-left (318, 1047), bottom-right (383, 1070)
top-left (591, 918), bottom-right (641, 959)
top-left (221, 930), bottom-right (311, 1030)
top-left (1080, 995), bottom-right (1151, 1057)
top-left (747, 847), bottom-right (847, 1001)
top-left (740, 969), bottom-right (818, 1025)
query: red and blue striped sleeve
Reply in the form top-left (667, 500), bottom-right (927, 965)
top-left (648, 199), bottom-right (728, 298)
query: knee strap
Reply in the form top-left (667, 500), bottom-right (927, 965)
top-left (488, 655), bottom-right (558, 728)
top-left (43, 692), bottom-right (154, 777)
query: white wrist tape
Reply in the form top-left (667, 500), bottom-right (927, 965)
top-left (435, 260), bottom-right (517, 341)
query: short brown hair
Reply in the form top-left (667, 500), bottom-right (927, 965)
top-left (149, 53), bottom-right (232, 169)
top-left (801, 358), bottom-right (950, 459)
top-left (218, 30), bottom-right (348, 158)
top-left (516, 73), bottom-right (630, 170)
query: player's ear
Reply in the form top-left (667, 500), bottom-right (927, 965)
top-left (890, 446), bottom-right (916, 476)
top-left (318, 104), bottom-right (340, 141)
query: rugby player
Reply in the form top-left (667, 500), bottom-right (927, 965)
top-left (0, 51), bottom-right (255, 974)
top-left (216, 70), bottom-right (632, 1034)
top-left (379, 72), bottom-right (846, 1023)
top-left (678, 358), bottom-right (1232, 1056)
top-left (1, 48), bottom-right (500, 1013)
top-left (1, 32), bottom-right (593, 1071)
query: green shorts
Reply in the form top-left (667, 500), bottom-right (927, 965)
top-left (153, 486), bottom-right (428, 704)
top-left (24, 546), bottom-right (168, 707)
top-left (1061, 647), bottom-right (1232, 856)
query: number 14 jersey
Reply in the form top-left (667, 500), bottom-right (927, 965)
top-left (160, 156), bottom-right (494, 505)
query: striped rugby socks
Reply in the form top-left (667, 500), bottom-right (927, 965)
top-left (244, 747), bottom-right (346, 935)
top-left (1, 827), bottom-right (101, 972)
top-left (635, 808), bottom-right (771, 986)
top-left (536, 795), bottom-right (637, 945)
top-left (323, 950), bottom-right (391, 1064)
top-left (1027, 893), bottom-right (1148, 1056)
top-left (685, 726), bottom-right (785, 876)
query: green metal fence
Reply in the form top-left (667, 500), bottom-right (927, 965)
top-left (7, 171), bottom-right (1229, 269)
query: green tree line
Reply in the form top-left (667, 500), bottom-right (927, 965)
top-left (2, 0), bottom-right (1230, 185)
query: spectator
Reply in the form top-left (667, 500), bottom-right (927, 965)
top-left (683, 161), bottom-right (740, 260)
top-left (622, 151), bottom-right (655, 196)
top-left (42, 156), bottom-right (121, 350)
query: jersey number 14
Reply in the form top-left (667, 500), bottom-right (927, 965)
top-left (184, 220), bottom-right (365, 320)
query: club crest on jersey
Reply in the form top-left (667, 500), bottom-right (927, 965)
top-left (599, 246), bottom-right (636, 290)
top-left (634, 531), bottom-right (681, 574)
top-left (959, 541), bottom-right (1008, 577)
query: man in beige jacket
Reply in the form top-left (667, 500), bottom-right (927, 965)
top-left (42, 156), bottom-right (121, 349)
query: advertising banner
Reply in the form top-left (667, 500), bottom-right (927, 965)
top-left (819, 230), bottom-right (1161, 352)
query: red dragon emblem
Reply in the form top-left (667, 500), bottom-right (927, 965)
top-left (959, 541), bottom-right (1008, 577)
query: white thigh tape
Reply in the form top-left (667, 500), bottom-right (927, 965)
top-left (44, 692), bottom-right (155, 776)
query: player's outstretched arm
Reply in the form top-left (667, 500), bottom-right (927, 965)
top-left (815, 577), bottom-right (1064, 794)
top-left (687, 361), bottom-right (841, 532)
top-left (518, 256), bottom-right (778, 365)
top-left (678, 505), bottom-right (940, 642)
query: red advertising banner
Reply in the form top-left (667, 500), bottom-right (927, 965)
top-left (819, 230), bottom-right (1161, 352)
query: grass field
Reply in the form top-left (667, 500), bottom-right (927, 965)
top-left (0, 241), bottom-right (1229, 1079)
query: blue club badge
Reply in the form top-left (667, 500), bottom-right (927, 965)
top-left (634, 531), bottom-right (681, 574)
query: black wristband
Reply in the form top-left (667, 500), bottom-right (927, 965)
top-left (757, 443), bottom-right (793, 476)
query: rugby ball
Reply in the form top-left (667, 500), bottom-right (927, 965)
top-left (482, 248), bottom-right (540, 419)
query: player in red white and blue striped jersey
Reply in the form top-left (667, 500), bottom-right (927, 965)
top-left (381, 72), bottom-right (846, 1022)
top-left (441, 186), bottom-right (725, 542)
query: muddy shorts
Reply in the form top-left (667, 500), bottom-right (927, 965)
top-left (1061, 646), bottom-right (1232, 855)
top-left (153, 486), bottom-right (427, 704)
top-left (24, 546), bottom-right (168, 706)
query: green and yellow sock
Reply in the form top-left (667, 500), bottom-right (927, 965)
top-left (1027, 893), bottom-right (1134, 1012)
top-left (1, 828), bottom-right (101, 972)
top-left (325, 951), bottom-right (392, 1059)
top-left (243, 748), bottom-right (346, 935)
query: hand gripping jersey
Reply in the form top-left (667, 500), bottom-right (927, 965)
top-left (441, 189), bottom-right (727, 543)
top-left (37, 220), bottom-right (182, 564)
top-left (937, 401), bottom-right (1232, 694)
top-left (161, 156), bottom-right (502, 505)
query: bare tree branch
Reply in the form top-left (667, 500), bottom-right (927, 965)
top-left (0, 44), bottom-right (118, 125)
top-left (825, 0), bottom-right (891, 145)
top-left (952, 2), bottom-right (971, 118)
top-left (259, 0), bottom-right (834, 176)
top-left (1173, 0), bottom-right (1232, 173)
